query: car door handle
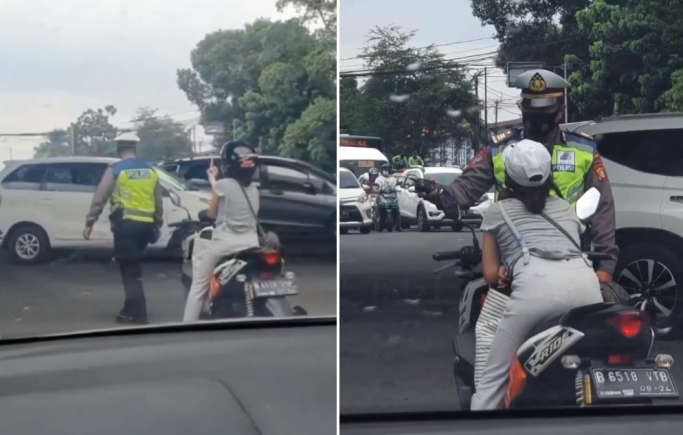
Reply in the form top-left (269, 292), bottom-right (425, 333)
top-left (671, 196), bottom-right (683, 204)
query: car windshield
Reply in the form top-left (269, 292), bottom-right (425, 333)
top-left (426, 172), bottom-right (461, 186)
top-left (340, 171), bottom-right (360, 188)
top-left (0, 0), bottom-right (336, 342)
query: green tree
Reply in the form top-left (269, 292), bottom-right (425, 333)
top-left (34, 106), bottom-right (118, 158)
top-left (177, 4), bottom-right (336, 170)
top-left (133, 107), bottom-right (193, 162)
top-left (569, 0), bottom-right (683, 116)
top-left (469, 0), bottom-right (604, 121)
top-left (340, 26), bottom-right (479, 159)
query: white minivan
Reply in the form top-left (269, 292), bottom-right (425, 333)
top-left (0, 157), bottom-right (212, 264)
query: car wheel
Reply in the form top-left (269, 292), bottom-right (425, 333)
top-left (360, 226), bottom-right (371, 234)
top-left (7, 224), bottom-right (51, 265)
top-left (615, 243), bottom-right (683, 337)
top-left (340, 228), bottom-right (349, 235)
top-left (417, 206), bottom-right (431, 232)
top-left (452, 222), bottom-right (463, 232)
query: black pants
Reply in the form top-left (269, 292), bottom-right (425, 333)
top-left (112, 219), bottom-right (155, 320)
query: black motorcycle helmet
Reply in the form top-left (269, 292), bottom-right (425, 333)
top-left (368, 167), bottom-right (379, 179)
top-left (381, 162), bottom-right (392, 176)
top-left (220, 140), bottom-right (258, 186)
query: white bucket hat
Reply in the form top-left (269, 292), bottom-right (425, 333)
top-left (503, 139), bottom-right (551, 187)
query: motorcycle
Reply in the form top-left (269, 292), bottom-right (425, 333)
top-left (167, 191), bottom-right (306, 319)
top-left (434, 188), bottom-right (678, 409)
top-left (374, 182), bottom-right (399, 233)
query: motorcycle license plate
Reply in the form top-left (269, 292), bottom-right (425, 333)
top-left (591, 368), bottom-right (678, 399)
top-left (250, 279), bottom-right (298, 298)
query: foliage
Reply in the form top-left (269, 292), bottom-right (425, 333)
top-left (34, 106), bottom-right (193, 161)
top-left (569, 0), bottom-right (683, 115)
top-left (176, 0), bottom-right (336, 171)
top-left (339, 26), bottom-right (479, 158)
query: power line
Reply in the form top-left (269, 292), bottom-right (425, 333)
top-left (339, 36), bottom-right (497, 61)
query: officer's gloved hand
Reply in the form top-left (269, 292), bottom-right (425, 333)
top-left (414, 178), bottom-right (437, 195)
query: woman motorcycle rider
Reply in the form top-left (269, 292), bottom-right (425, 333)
top-left (472, 139), bottom-right (603, 410)
top-left (182, 140), bottom-right (261, 321)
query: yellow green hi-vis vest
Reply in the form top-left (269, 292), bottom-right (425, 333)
top-left (111, 159), bottom-right (159, 223)
top-left (491, 134), bottom-right (595, 207)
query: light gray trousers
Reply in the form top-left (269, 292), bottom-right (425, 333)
top-left (182, 232), bottom-right (259, 322)
top-left (470, 256), bottom-right (603, 410)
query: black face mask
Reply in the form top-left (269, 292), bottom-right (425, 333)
top-left (522, 110), bottom-right (558, 136)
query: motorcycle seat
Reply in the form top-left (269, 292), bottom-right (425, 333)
top-left (216, 246), bottom-right (264, 265)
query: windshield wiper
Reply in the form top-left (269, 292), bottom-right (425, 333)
top-left (0, 316), bottom-right (337, 346)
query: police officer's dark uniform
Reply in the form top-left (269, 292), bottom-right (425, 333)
top-left (84, 132), bottom-right (163, 324)
top-left (419, 68), bottom-right (619, 280)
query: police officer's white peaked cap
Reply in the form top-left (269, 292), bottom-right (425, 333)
top-left (114, 132), bottom-right (140, 142)
top-left (512, 69), bottom-right (570, 100)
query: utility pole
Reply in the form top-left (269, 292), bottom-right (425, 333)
top-left (69, 124), bottom-right (76, 155)
top-left (494, 100), bottom-right (500, 127)
top-left (563, 63), bottom-right (569, 122)
top-left (484, 67), bottom-right (488, 134)
top-left (473, 72), bottom-right (480, 152)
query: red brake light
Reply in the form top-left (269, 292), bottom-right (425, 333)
top-left (607, 311), bottom-right (647, 338)
top-left (262, 250), bottom-right (281, 266)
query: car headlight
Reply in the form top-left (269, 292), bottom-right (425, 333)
top-left (357, 193), bottom-right (367, 203)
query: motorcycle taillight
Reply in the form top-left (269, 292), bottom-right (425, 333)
top-left (607, 311), bottom-right (648, 338)
top-left (262, 250), bottom-right (281, 266)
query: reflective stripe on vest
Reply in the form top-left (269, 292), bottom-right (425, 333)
top-left (492, 143), bottom-right (594, 207)
top-left (111, 163), bottom-right (158, 223)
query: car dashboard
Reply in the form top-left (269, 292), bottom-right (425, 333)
top-left (0, 317), bottom-right (336, 435)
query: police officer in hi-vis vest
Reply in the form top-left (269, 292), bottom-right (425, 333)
top-left (414, 68), bottom-right (618, 382)
top-left (83, 132), bottom-right (163, 324)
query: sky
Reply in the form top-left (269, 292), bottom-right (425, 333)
top-left (339, 0), bottom-right (523, 131)
top-left (0, 0), bottom-right (296, 161)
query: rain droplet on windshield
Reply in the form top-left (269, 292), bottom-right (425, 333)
top-left (406, 61), bottom-right (422, 71)
top-left (389, 94), bottom-right (411, 103)
top-left (445, 108), bottom-right (462, 117)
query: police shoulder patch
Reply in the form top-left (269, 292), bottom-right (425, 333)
top-left (491, 130), bottom-right (513, 146)
top-left (562, 130), bottom-right (597, 153)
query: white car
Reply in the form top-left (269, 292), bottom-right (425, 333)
top-left (468, 188), bottom-right (495, 222)
top-left (338, 167), bottom-right (373, 234)
top-left (397, 166), bottom-right (463, 232)
top-left (564, 114), bottom-right (683, 335)
top-left (0, 157), bottom-right (212, 264)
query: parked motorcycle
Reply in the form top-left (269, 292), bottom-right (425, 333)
top-left (434, 188), bottom-right (678, 409)
top-left (167, 191), bottom-right (306, 319)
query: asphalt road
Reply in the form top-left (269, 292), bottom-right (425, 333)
top-left (339, 228), bottom-right (683, 413)
top-left (0, 246), bottom-right (336, 339)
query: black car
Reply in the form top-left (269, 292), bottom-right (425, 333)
top-left (159, 155), bottom-right (337, 241)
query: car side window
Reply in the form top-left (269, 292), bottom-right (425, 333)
top-left (45, 163), bottom-right (108, 192)
top-left (264, 164), bottom-right (311, 193)
top-left (1, 164), bottom-right (47, 190)
top-left (597, 129), bottom-right (683, 177)
top-left (183, 161), bottom-right (210, 181)
top-left (160, 163), bottom-right (179, 174)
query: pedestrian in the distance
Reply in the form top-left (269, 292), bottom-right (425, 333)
top-left (83, 132), bottom-right (163, 324)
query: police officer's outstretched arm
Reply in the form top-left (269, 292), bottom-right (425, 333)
top-left (585, 155), bottom-right (619, 279)
top-left (440, 146), bottom-right (496, 207)
top-left (83, 167), bottom-right (116, 239)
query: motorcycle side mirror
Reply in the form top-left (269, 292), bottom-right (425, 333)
top-left (576, 187), bottom-right (601, 222)
top-left (168, 190), bottom-right (182, 207)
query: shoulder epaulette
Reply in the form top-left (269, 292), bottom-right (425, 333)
top-left (562, 130), bottom-right (597, 153)
top-left (491, 130), bottom-right (514, 146)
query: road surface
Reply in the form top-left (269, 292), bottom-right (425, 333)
top-left (339, 228), bottom-right (683, 413)
top-left (0, 248), bottom-right (336, 339)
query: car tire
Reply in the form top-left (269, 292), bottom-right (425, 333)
top-left (6, 224), bottom-right (51, 265)
top-left (615, 242), bottom-right (683, 338)
top-left (340, 228), bottom-right (349, 235)
top-left (452, 222), bottom-right (463, 232)
top-left (417, 206), bottom-right (431, 232)
top-left (360, 226), bottom-right (371, 234)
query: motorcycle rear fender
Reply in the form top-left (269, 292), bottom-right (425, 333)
top-left (517, 325), bottom-right (585, 378)
top-left (459, 277), bottom-right (488, 334)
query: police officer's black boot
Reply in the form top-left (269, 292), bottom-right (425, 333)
top-left (117, 261), bottom-right (148, 325)
top-left (394, 210), bottom-right (403, 232)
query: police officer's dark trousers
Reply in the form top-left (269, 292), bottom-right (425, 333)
top-left (112, 218), bottom-right (155, 322)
